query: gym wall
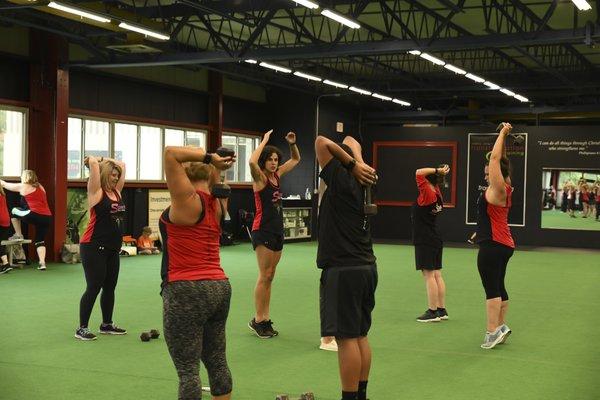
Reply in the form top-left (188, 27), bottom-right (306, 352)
top-left (363, 125), bottom-right (600, 249)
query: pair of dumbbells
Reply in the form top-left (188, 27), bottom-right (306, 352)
top-left (140, 329), bottom-right (160, 342)
top-left (210, 147), bottom-right (236, 199)
top-left (275, 392), bottom-right (315, 400)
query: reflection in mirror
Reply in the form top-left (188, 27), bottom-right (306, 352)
top-left (541, 168), bottom-right (600, 231)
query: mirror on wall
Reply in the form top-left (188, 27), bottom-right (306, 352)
top-left (541, 168), bottom-right (600, 231)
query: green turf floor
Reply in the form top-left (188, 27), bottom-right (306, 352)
top-left (1, 242), bottom-right (599, 400)
top-left (541, 209), bottom-right (600, 231)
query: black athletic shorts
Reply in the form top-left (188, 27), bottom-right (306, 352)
top-left (477, 240), bottom-right (514, 300)
top-left (251, 230), bottom-right (284, 252)
top-left (320, 264), bottom-right (377, 339)
top-left (414, 244), bottom-right (443, 270)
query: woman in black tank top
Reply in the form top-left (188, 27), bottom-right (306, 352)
top-left (247, 129), bottom-right (301, 338)
top-left (75, 156), bottom-right (127, 341)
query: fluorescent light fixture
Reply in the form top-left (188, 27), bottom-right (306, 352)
top-left (349, 86), bottom-right (372, 95)
top-left (372, 93), bottom-right (392, 101)
top-left (465, 73), bottom-right (485, 83)
top-left (514, 94), bottom-right (529, 102)
top-left (392, 98), bottom-right (411, 106)
top-left (321, 9), bottom-right (361, 29)
top-left (419, 53), bottom-right (445, 66)
top-left (323, 79), bottom-right (348, 89)
top-left (291, 0), bottom-right (319, 9)
top-left (500, 88), bottom-right (516, 97)
top-left (444, 64), bottom-right (466, 75)
top-left (484, 81), bottom-right (500, 90)
top-left (259, 62), bottom-right (292, 73)
top-left (408, 50), bottom-right (421, 55)
top-left (293, 71), bottom-right (322, 81)
top-left (244, 59), bottom-right (258, 64)
top-left (48, 1), bottom-right (111, 23)
top-left (118, 22), bottom-right (170, 40)
top-left (571, 0), bottom-right (592, 11)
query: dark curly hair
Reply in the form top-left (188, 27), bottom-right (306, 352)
top-left (258, 145), bottom-right (283, 170)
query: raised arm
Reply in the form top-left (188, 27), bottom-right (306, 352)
top-left (487, 122), bottom-right (512, 202)
top-left (416, 165), bottom-right (450, 177)
top-left (0, 180), bottom-right (24, 193)
top-left (103, 157), bottom-right (126, 192)
top-left (248, 129), bottom-right (272, 184)
top-left (84, 156), bottom-right (103, 208)
top-left (278, 132), bottom-right (301, 177)
top-left (315, 135), bottom-right (376, 185)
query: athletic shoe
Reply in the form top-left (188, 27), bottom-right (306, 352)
top-left (248, 318), bottom-right (278, 338)
top-left (319, 338), bottom-right (338, 352)
top-left (8, 233), bottom-right (24, 241)
top-left (498, 324), bottom-right (512, 344)
top-left (436, 308), bottom-right (449, 320)
top-left (11, 208), bottom-right (31, 218)
top-left (417, 309), bottom-right (440, 322)
top-left (75, 327), bottom-right (97, 341)
top-left (0, 265), bottom-right (13, 274)
top-left (37, 264), bottom-right (46, 271)
top-left (480, 327), bottom-right (505, 349)
top-left (99, 323), bottom-right (127, 335)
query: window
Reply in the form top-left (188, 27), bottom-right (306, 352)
top-left (68, 115), bottom-right (207, 181)
top-left (222, 133), bottom-right (260, 183)
top-left (0, 106), bottom-right (26, 177)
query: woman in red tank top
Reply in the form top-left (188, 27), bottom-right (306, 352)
top-left (0, 169), bottom-right (52, 270)
top-left (0, 186), bottom-right (12, 273)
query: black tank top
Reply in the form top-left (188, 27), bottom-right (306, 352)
top-left (252, 173), bottom-right (283, 234)
top-left (80, 190), bottom-right (126, 250)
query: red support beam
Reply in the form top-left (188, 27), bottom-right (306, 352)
top-left (28, 30), bottom-right (68, 262)
top-left (208, 70), bottom-right (223, 151)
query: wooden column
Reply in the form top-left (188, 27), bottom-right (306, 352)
top-left (28, 30), bottom-right (68, 262)
top-left (208, 71), bottom-right (223, 150)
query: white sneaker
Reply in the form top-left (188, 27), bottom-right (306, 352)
top-left (319, 339), bottom-right (338, 352)
top-left (480, 327), bottom-right (505, 349)
top-left (8, 233), bottom-right (24, 241)
top-left (498, 324), bottom-right (512, 344)
top-left (11, 208), bottom-right (31, 218)
top-left (37, 264), bottom-right (46, 271)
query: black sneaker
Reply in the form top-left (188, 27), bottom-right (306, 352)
top-left (417, 309), bottom-right (441, 323)
top-left (75, 327), bottom-right (97, 341)
top-left (99, 323), bottom-right (127, 335)
top-left (0, 265), bottom-right (12, 274)
top-left (436, 308), bottom-right (449, 320)
top-left (248, 318), bottom-right (277, 339)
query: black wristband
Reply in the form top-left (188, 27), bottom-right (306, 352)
top-left (344, 158), bottom-right (357, 171)
top-left (100, 157), bottom-right (104, 162)
top-left (203, 153), bottom-right (213, 165)
top-left (434, 168), bottom-right (438, 175)
top-left (289, 142), bottom-right (297, 146)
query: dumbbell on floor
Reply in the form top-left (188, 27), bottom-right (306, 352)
top-left (140, 329), bottom-right (160, 342)
top-left (275, 392), bottom-right (314, 400)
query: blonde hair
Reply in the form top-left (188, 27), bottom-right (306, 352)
top-left (99, 161), bottom-right (123, 191)
top-left (185, 162), bottom-right (214, 183)
top-left (142, 226), bottom-right (152, 236)
top-left (21, 170), bottom-right (40, 187)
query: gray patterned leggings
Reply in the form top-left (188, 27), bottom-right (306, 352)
top-left (163, 279), bottom-right (232, 399)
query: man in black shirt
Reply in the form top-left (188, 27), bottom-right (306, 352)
top-left (315, 134), bottom-right (377, 400)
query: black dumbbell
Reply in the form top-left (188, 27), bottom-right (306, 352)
top-left (211, 147), bottom-right (235, 198)
top-left (364, 184), bottom-right (377, 216)
top-left (140, 329), bottom-right (160, 342)
top-left (495, 122), bottom-right (525, 145)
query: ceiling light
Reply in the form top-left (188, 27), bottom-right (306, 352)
top-left (392, 99), bottom-right (411, 106)
top-left (323, 79), bottom-right (348, 89)
top-left (48, 1), bottom-right (111, 23)
top-left (444, 64), bottom-right (466, 75)
top-left (349, 86), bottom-right (372, 95)
top-left (408, 50), bottom-right (421, 55)
top-left (419, 53), bottom-right (445, 66)
top-left (500, 88), bottom-right (516, 96)
top-left (244, 59), bottom-right (258, 64)
top-left (293, 71), bottom-right (322, 81)
top-left (291, 0), bottom-right (319, 9)
top-left (484, 81), bottom-right (500, 90)
top-left (514, 94), bottom-right (529, 102)
top-left (118, 22), bottom-right (170, 40)
top-left (321, 9), bottom-right (361, 29)
top-left (571, 0), bottom-right (592, 11)
top-left (259, 62), bottom-right (292, 73)
top-left (465, 73), bottom-right (485, 83)
top-left (372, 93), bottom-right (392, 101)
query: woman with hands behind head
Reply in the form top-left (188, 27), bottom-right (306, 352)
top-left (248, 130), bottom-right (301, 338)
top-left (160, 145), bottom-right (235, 400)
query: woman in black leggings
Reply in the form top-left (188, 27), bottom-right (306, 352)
top-left (75, 156), bottom-right (126, 341)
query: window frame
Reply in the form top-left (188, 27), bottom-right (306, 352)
top-left (0, 102), bottom-right (28, 179)
top-left (221, 128), bottom-right (262, 186)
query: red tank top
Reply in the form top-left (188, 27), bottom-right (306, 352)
top-left (159, 191), bottom-right (226, 283)
top-left (25, 187), bottom-right (52, 215)
top-left (487, 185), bottom-right (515, 248)
top-left (0, 195), bottom-right (10, 227)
